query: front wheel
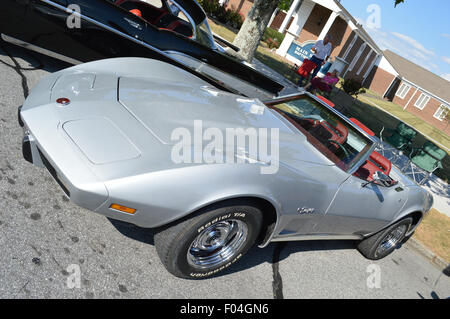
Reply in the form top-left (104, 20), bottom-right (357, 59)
top-left (154, 200), bottom-right (263, 279)
top-left (357, 217), bottom-right (413, 260)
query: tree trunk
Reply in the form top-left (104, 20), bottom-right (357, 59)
top-left (237, 0), bottom-right (246, 12)
top-left (232, 0), bottom-right (280, 62)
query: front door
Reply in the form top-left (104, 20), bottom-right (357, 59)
top-left (25, 0), bottom-right (150, 63)
top-left (316, 174), bottom-right (408, 235)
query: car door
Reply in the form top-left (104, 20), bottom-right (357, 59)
top-left (57, 0), bottom-right (147, 62)
top-left (14, 0), bottom-right (153, 63)
top-left (276, 163), bottom-right (351, 238)
top-left (21, 0), bottom-right (89, 63)
top-left (0, 0), bottom-right (69, 49)
top-left (76, 0), bottom-right (146, 41)
top-left (1, 0), bottom-right (89, 64)
top-left (0, 0), bottom-right (32, 42)
top-left (315, 174), bottom-right (409, 235)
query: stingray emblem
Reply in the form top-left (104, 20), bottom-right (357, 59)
top-left (297, 207), bottom-right (316, 215)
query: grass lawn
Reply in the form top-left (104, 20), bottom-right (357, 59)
top-left (359, 94), bottom-right (450, 152)
top-left (414, 209), bottom-right (450, 263)
top-left (207, 18), bottom-right (237, 43)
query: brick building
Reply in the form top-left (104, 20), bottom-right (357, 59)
top-left (366, 50), bottom-right (450, 135)
top-left (225, 0), bottom-right (254, 18)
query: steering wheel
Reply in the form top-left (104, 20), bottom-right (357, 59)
top-left (327, 139), bottom-right (351, 159)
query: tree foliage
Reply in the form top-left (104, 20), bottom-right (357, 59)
top-left (278, 0), bottom-right (292, 11)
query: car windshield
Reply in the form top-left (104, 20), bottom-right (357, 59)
top-left (267, 95), bottom-right (374, 172)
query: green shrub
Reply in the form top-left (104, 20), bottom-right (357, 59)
top-left (198, 0), bottom-right (243, 29)
top-left (341, 78), bottom-right (366, 98)
top-left (198, 0), bottom-right (220, 14)
top-left (262, 28), bottom-right (285, 49)
top-left (227, 10), bottom-right (244, 29)
top-left (278, 0), bottom-right (292, 11)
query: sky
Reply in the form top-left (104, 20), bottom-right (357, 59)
top-left (340, 0), bottom-right (450, 82)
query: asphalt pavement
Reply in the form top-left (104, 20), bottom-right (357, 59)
top-left (0, 40), bottom-right (449, 299)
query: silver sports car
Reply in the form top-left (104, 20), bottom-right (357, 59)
top-left (19, 57), bottom-right (433, 279)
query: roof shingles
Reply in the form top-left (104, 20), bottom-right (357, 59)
top-left (383, 50), bottom-right (450, 105)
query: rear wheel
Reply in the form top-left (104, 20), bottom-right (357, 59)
top-left (154, 200), bottom-right (263, 279)
top-left (357, 217), bottom-right (412, 260)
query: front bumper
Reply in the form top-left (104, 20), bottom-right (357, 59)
top-left (22, 130), bottom-right (71, 197)
top-left (19, 105), bottom-right (108, 211)
top-left (18, 106), bottom-right (24, 127)
top-left (22, 135), bottom-right (34, 164)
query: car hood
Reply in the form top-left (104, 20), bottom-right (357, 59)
top-left (117, 75), bottom-right (333, 166)
top-left (23, 58), bottom-right (334, 182)
top-left (118, 76), bottom-right (280, 145)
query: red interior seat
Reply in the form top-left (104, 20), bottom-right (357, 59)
top-left (333, 122), bottom-right (348, 145)
top-left (129, 9), bottom-right (142, 17)
top-left (116, 0), bottom-right (169, 25)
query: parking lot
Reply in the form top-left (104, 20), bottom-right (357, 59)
top-left (0, 41), bottom-right (449, 299)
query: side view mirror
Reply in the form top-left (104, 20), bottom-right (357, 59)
top-left (373, 171), bottom-right (392, 186)
top-left (362, 171), bottom-right (395, 188)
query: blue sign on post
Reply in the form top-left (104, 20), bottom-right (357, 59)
top-left (287, 41), bottom-right (315, 62)
top-left (287, 40), bottom-right (331, 75)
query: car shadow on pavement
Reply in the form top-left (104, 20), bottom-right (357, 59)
top-left (108, 216), bottom-right (357, 278)
top-left (425, 264), bottom-right (450, 299)
top-left (0, 39), bottom-right (70, 76)
top-left (222, 240), bottom-right (357, 277)
top-left (108, 218), bottom-right (155, 246)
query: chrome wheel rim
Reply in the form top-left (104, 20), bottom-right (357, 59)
top-left (376, 225), bottom-right (407, 256)
top-left (187, 219), bottom-right (248, 269)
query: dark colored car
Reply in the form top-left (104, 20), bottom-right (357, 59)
top-left (0, 0), bottom-right (284, 98)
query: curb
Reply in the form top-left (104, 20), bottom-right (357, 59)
top-left (406, 237), bottom-right (448, 271)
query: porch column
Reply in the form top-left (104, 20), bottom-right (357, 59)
top-left (279, 0), bottom-right (302, 34)
top-left (318, 11), bottom-right (340, 40)
top-left (277, 0), bottom-right (315, 57)
top-left (268, 8), bottom-right (279, 28)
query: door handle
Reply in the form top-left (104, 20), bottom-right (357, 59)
top-left (124, 17), bottom-right (143, 31)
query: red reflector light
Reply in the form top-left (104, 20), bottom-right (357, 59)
top-left (56, 98), bottom-right (70, 106)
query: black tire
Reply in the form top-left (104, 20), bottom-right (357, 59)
top-left (357, 217), bottom-right (413, 260)
top-left (154, 200), bottom-right (263, 279)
